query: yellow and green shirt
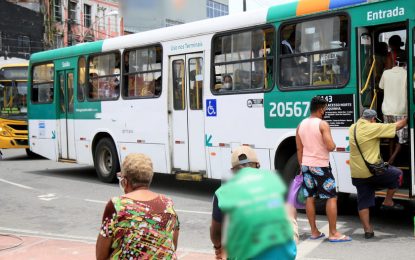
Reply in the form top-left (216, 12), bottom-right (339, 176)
top-left (349, 119), bottom-right (396, 178)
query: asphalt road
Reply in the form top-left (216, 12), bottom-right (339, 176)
top-left (1, 149), bottom-right (415, 259)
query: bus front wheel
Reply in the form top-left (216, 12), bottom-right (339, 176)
top-left (94, 138), bottom-right (119, 183)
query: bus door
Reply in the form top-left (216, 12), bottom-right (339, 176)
top-left (57, 69), bottom-right (76, 160)
top-left (357, 28), bottom-right (374, 112)
top-left (410, 21), bottom-right (415, 196)
top-left (169, 53), bottom-right (205, 172)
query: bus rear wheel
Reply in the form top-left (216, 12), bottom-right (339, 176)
top-left (94, 138), bottom-right (119, 183)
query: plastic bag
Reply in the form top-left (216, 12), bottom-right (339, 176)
top-left (287, 174), bottom-right (306, 209)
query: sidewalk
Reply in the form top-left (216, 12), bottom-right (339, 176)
top-left (0, 234), bottom-right (214, 260)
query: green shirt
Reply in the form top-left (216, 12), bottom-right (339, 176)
top-left (349, 119), bottom-right (396, 178)
top-left (215, 168), bottom-right (293, 259)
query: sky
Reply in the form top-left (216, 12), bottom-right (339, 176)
top-left (229, 0), bottom-right (297, 14)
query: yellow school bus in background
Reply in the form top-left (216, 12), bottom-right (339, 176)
top-left (0, 62), bottom-right (31, 156)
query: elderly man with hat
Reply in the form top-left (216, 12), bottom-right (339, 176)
top-left (349, 109), bottom-right (407, 239)
top-left (210, 145), bottom-right (296, 260)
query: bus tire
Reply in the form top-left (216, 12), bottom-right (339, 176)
top-left (26, 148), bottom-right (41, 158)
top-left (281, 154), bottom-right (299, 186)
top-left (94, 138), bottom-right (119, 183)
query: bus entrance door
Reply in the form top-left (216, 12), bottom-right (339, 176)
top-left (169, 53), bottom-right (205, 173)
top-left (410, 22), bottom-right (415, 197)
top-left (57, 70), bottom-right (76, 160)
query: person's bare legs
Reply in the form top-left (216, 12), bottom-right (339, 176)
top-left (326, 197), bottom-right (340, 237)
top-left (382, 188), bottom-right (397, 206)
top-left (326, 197), bottom-right (350, 240)
top-left (388, 142), bottom-right (401, 165)
top-left (358, 208), bottom-right (372, 233)
top-left (306, 197), bottom-right (321, 237)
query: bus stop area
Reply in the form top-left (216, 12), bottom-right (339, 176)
top-left (0, 234), bottom-right (214, 260)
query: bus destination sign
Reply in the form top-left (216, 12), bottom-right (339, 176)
top-left (320, 94), bottom-right (354, 127)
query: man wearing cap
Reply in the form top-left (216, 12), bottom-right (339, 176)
top-left (210, 146), bottom-right (296, 260)
top-left (349, 109), bottom-right (407, 239)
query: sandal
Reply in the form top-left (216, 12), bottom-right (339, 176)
top-left (309, 232), bottom-right (325, 240)
top-left (380, 203), bottom-right (404, 211)
top-left (329, 235), bottom-right (352, 243)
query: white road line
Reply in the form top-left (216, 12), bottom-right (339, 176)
top-left (0, 226), bottom-right (96, 243)
top-left (84, 199), bottom-right (106, 204)
top-left (175, 209), bottom-right (211, 215)
top-left (0, 178), bottom-right (35, 190)
top-left (296, 223), bottom-right (330, 259)
top-left (297, 223), bottom-right (345, 259)
top-left (84, 199), bottom-right (212, 215)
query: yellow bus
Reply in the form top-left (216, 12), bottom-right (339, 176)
top-left (0, 62), bottom-right (31, 156)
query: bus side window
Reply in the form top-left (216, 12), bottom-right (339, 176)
top-left (87, 52), bottom-right (121, 101)
top-left (78, 56), bottom-right (86, 101)
top-left (122, 45), bottom-right (162, 99)
top-left (31, 63), bottom-right (54, 104)
top-left (279, 15), bottom-right (349, 89)
top-left (212, 25), bottom-right (275, 94)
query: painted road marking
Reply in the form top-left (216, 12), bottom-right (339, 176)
top-left (38, 193), bottom-right (58, 201)
top-left (0, 226), bottom-right (96, 242)
top-left (84, 199), bottom-right (106, 204)
top-left (0, 178), bottom-right (35, 190)
top-left (84, 199), bottom-right (212, 215)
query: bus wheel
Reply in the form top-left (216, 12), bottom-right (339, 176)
top-left (282, 154), bottom-right (299, 186)
top-left (94, 138), bottom-right (119, 183)
top-left (26, 148), bottom-right (41, 158)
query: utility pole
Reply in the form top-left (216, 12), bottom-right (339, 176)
top-left (243, 0), bottom-right (246, 11)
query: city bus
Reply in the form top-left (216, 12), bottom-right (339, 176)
top-left (0, 62), bottom-right (31, 155)
top-left (28, 0), bottom-right (415, 200)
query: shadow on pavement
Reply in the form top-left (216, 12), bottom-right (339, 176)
top-left (25, 166), bottom-right (102, 184)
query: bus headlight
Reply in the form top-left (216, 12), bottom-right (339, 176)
top-left (0, 126), bottom-right (11, 137)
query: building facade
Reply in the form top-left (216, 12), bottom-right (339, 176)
top-left (44, 0), bottom-right (122, 48)
top-left (0, 0), bottom-right (43, 61)
top-left (120, 0), bottom-right (229, 33)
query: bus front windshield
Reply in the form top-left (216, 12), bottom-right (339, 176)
top-left (0, 81), bottom-right (28, 120)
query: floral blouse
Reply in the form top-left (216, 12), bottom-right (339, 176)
top-left (100, 195), bottom-right (180, 259)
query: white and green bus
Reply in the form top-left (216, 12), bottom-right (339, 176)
top-left (28, 0), bottom-right (415, 199)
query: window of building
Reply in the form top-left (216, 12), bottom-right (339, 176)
top-left (279, 15), bottom-right (349, 89)
top-left (17, 36), bottom-right (30, 54)
top-left (84, 4), bottom-right (92, 28)
top-left (78, 57), bottom-right (86, 101)
top-left (54, 34), bottom-right (63, 48)
top-left (207, 0), bottom-right (228, 18)
top-left (212, 26), bottom-right (275, 94)
top-left (165, 19), bottom-right (184, 27)
top-left (88, 52), bottom-right (121, 101)
top-left (54, 0), bottom-right (62, 22)
top-left (31, 63), bottom-right (55, 103)
top-left (122, 46), bottom-right (162, 99)
top-left (69, 0), bottom-right (77, 22)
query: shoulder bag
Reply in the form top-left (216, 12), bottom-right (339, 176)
top-left (353, 124), bottom-right (388, 176)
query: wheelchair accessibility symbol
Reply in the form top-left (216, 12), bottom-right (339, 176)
top-left (206, 99), bottom-right (217, 117)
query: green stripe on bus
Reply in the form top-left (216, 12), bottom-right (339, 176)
top-left (30, 41), bottom-right (103, 64)
top-left (266, 1), bottom-right (298, 22)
